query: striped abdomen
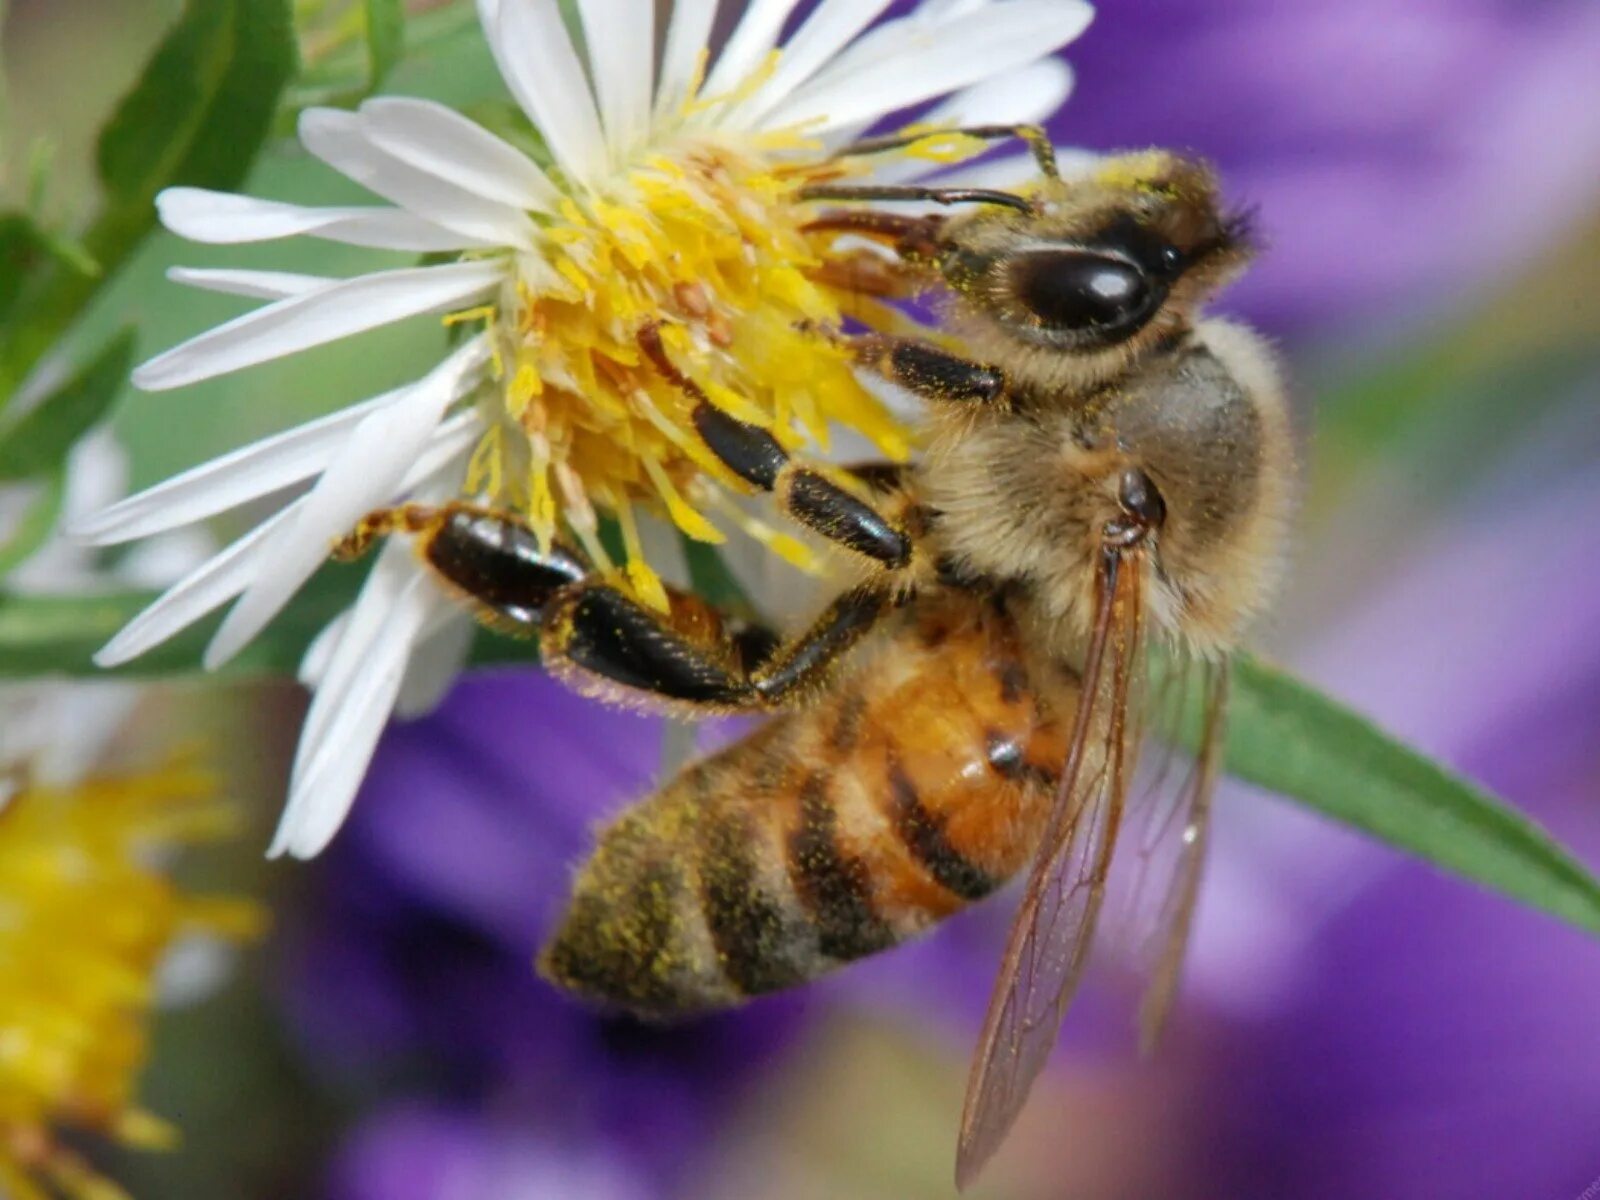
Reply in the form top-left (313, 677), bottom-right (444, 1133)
top-left (539, 594), bottom-right (1073, 1017)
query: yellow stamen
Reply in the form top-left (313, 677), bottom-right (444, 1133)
top-left (455, 109), bottom-right (988, 605)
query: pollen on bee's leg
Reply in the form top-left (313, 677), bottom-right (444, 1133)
top-left (330, 504), bottom-right (443, 561)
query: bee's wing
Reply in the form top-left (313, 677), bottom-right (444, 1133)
top-left (1131, 657), bottom-right (1228, 1052)
top-left (955, 549), bottom-right (1145, 1190)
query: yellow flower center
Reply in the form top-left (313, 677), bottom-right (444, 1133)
top-left (0, 760), bottom-right (262, 1200)
top-left (453, 110), bottom-right (964, 610)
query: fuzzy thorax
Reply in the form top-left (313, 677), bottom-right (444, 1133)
top-left (920, 318), bottom-right (1294, 659)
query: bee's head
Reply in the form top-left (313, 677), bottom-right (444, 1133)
top-left (933, 151), bottom-right (1254, 364)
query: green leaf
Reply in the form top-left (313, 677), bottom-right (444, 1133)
top-left (0, 0), bottom-right (296, 396)
top-left (0, 333), bottom-right (135, 481)
top-left (365, 0), bottom-right (405, 91)
top-left (681, 534), bottom-right (759, 617)
top-left (0, 565), bottom-right (362, 681)
top-left (96, 0), bottom-right (295, 208)
top-left (1223, 655), bottom-right (1600, 937)
top-left (0, 471), bottom-right (65, 577)
top-left (0, 214), bottom-right (49, 329)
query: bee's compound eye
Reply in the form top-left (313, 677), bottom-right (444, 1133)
top-left (1008, 249), bottom-right (1156, 335)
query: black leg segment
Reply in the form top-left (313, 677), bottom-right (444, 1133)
top-left (850, 335), bottom-right (1007, 406)
top-left (691, 403), bottom-right (788, 489)
top-left (751, 584), bottom-right (890, 704)
top-left (546, 585), bottom-right (750, 706)
top-left (783, 470), bottom-right (909, 567)
top-left (638, 324), bottom-right (914, 571)
top-left (423, 508), bottom-right (587, 630)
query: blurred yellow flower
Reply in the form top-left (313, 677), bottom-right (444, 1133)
top-left (0, 760), bottom-right (262, 1200)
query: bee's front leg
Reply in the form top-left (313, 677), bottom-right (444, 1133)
top-left (845, 333), bottom-right (1010, 407)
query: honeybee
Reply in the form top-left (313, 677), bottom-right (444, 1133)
top-left (343, 130), bottom-right (1294, 1186)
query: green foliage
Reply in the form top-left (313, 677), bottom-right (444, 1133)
top-left (0, 471), bottom-right (64, 576)
top-left (365, 0), bottom-right (406, 91)
top-left (1224, 657), bottom-right (1600, 936)
top-left (0, 565), bottom-right (360, 680)
top-left (0, 0), bottom-right (296, 404)
top-left (681, 534), bottom-right (759, 617)
top-left (0, 332), bottom-right (134, 482)
top-left (0, 215), bottom-right (54, 327)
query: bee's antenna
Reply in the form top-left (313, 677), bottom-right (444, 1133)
top-left (798, 183), bottom-right (1033, 215)
top-left (842, 123), bottom-right (1059, 181)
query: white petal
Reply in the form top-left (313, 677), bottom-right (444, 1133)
top-left (931, 56), bottom-right (1073, 127)
top-left (576, 0), bottom-right (653, 162)
top-left (705, 0), bottom-right (801, 100)
top-left (394, 610), bottom-right (474, 717)
top-left (201, 338), bottom-right (488, 669)
top-left (73, 389), bottom-right (402, 544)
top-left (271, 558), bottom-right (443, 858)
top-left (492, 0), bottom-right (606, 187)
top-left (358, 97), bottom-right (562, 213)
top-left (296, 607), bottom-right (348, 689)
top-left (769, 1), bottom-right (1093, 135)
top-left (740, 0), bottom-right (896, 124)
top-left (299, 107), bottom-right (535, 249)
top-left (133, 260), bottom-right (503, 391)
top-left (289, 543), bottom-right (414, 768)
top-left (295, 415), bottom-right (473, 695)
top-left (156, 188), bottom-right (487, 252)
top-left (93, 506), bottom-right (296, 666)
top-left (921, 0), bottom-right (990, 17)
top-left (167, 267), bottom-right (339, 300)
top-left (658, 0), bottom-right (719, 112)
top-left (870, 58), bottom-right (1075, 184)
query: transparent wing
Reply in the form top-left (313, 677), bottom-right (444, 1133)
top-left (1131, 657), bottom-right (1229, 1052)
top-left (955, 549), bottom-right (1146, 1190)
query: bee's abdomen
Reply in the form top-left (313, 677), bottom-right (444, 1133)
top-left (540, 600), bottom-right (1071, 1018)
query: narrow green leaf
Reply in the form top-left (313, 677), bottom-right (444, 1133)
top-left (0, 213), bottom-right (49, 329)
top-left (0, 566), bottom-right (361, 681)
top-left (365, 0), bottom-right (405, 90)
top-left (1224, 655), bottom-right (1600, 937)
top-left (0, 333), bottom-right (135, 482)
top-left (0, 471), bottom-right (65, 577)
top-left (680, 535), bottom-right (759, 617)
top-left (0, 0), bottom-right (295, 394)
top-left (95, 0), bottom-right (295, 207)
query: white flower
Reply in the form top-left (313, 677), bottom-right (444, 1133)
top-left (75, 0), bottom-right (1094, 859)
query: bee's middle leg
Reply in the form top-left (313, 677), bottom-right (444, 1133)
top-left (341, 503), bottom-right (888, 715)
